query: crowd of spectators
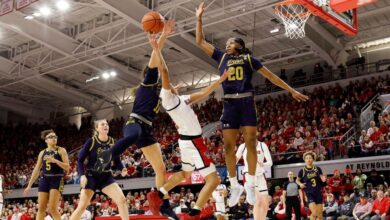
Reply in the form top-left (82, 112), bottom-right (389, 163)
top-left (2, 76), bottom-right (390, 191)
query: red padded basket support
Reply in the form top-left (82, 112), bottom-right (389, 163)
top-left (330, 0), bottom-right (358, 13)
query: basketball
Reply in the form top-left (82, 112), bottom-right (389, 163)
top-left (141, 11), bottom-right (164, 33)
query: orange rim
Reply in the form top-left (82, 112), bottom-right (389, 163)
top-left (275, 0), bottom-right (311, 17)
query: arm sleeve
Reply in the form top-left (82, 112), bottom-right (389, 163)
top-left (142, 67), bottom-right (159, 85)
top-left (211, 48), bottom-right (224, 64)
top-left (235, 144), bottom-right (244, 161)
top-left (113, 156), bottom-right (124, 171)
top-left (77, 138), bottom-right (92, 176)
top-left (250, 55), bottom-right (263, 71)
top-left (261, 143), bottom-right (273, 167)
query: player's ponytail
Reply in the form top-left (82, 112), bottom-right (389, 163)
top-left (241, 47), bottom-right (252, 55)
top-left (233, 37), bottom-right (252, 55)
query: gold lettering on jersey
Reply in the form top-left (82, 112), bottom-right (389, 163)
top-left (227, 59), bottom-right (244, 66)
top-left (97, 147), bottom-right (105, 154)
top-left (307, 172), bottom-right (317, 179)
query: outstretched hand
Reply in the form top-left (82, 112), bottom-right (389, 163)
top-left (196, 1), bottom-right (205, 19)
top-left (291, 90), bottom-right (309, 102)
top-left (162, 19), bottom-right (175, 36)
top-left (148, 34), bottom-right (159, 51)
top-left (218, 69), bottom-right (234, 83)
top-left (23, 186), bottom-right (31, 196)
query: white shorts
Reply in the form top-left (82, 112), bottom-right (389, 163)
top-left (255, 174), bottom-right (269, 195)
top-left (0, 192), bottom-right (3, 204)
top-left (215, 202), bottom-right (226, 215)
top-left (178, 136), bottom-right (216, 177)
top-left (245, 173), bottom-right (268, 195)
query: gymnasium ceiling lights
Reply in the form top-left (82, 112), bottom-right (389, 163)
top-left (24, 1), bottom-right (70, 20)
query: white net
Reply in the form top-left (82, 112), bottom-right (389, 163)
top-left (312, 0), bottom-right (328, 7)
top-left (275, 1), bottom-right (311, 39)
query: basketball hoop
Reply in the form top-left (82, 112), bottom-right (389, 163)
top-left (275, 0), bottom-right (311, 39)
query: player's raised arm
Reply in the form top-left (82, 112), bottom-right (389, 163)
top-left (148, 19), bottom-right (175, 68)
top-left (188, 69), bottom-right (233, 104)
top-left (196, 1), bottom-right (215, 57)
top-left (258, 66), bottom-right (309, 102)
top-left (149, 34), bottom-right (171, 91)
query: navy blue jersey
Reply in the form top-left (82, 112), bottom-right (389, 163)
top-left (211, 48), bottom-right (263, 94)
top-left (41, 147), bottom-right (64, 177)
top-left (77, 136), bottom-right (124, 175)
top-left (298, 166), bottom-right (324, 193)
top-left (131, 67), bottom-right (161, 122)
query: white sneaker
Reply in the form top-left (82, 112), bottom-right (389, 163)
top-left (228, 184), bottom-right (244, 207)
top-left (244, 183), bottom-right (256, 205)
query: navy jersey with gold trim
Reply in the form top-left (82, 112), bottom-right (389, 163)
top-left (298, 166), bottom-right (324, 193)
top-left (77, 136), bottom-right (124, 175)
top-left (41, 147), bottom-right (64, 176)
top-left (131, 67), bottom-right (161, 122)
top-left (211, 48), bottom-right (263, 94)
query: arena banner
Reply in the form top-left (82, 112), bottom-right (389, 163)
top-left (166, 171), bottom-right (204, 186)
top-left (0, 0), bottom-right (14, 16)
top-left (274, 155), bottom-right (390, 178)
top-left (216, 166), bottom-right (228, 181)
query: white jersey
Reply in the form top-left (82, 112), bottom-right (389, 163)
top-left (236, 142), bottom-right (273, 175)
top-left (212, 184), bottom-right (227, 203)
top-left (160, 89), bottom-right (202, 136)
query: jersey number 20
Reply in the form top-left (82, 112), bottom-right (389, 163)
top-left (228, 66), bottom-right (244, 81)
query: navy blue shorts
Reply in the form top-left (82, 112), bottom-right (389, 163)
top-left (38, 176), bottom-right (64, 193)
top-left (306, 192), bottom-right (323, 204)
top-left (85, 172), bottom-right (115, 191)
top-left (124, 118), bottom-right (156, 148)
top-left (221, 96), bottom-right (257, 129)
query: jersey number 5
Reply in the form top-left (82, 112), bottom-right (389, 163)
top-left (46, 161), bottom-right (51, 171)
top-left (228, 66), bottom-right (244, 81)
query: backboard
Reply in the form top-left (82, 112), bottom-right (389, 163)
top-left (296, 0), bottom-right (358, 36)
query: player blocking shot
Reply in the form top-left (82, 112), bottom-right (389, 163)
top-left (236, 140), bottom-right (273, 220)
top-left (195, 1), bottom-right (309, 206)
top-left (296, 151), bottom-right (327, 220)
top-left (147, 33), bottom-right (234, 220)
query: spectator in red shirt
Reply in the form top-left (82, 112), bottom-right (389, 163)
top-left (371, 190), bottom-right (389, 220)
top-left (273, 186), bottom-right (283, 198)
top-left (342, 168), bottom-right (354, 193)
top-left (20, 208), bottom-right (31, 220)
top-left (328, 169), bottom-right (343, 198)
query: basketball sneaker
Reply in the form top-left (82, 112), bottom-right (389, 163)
top-left (244, 182), bottom-right (256, 205)
top-left (228, 184), bottom-right (244, 207)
